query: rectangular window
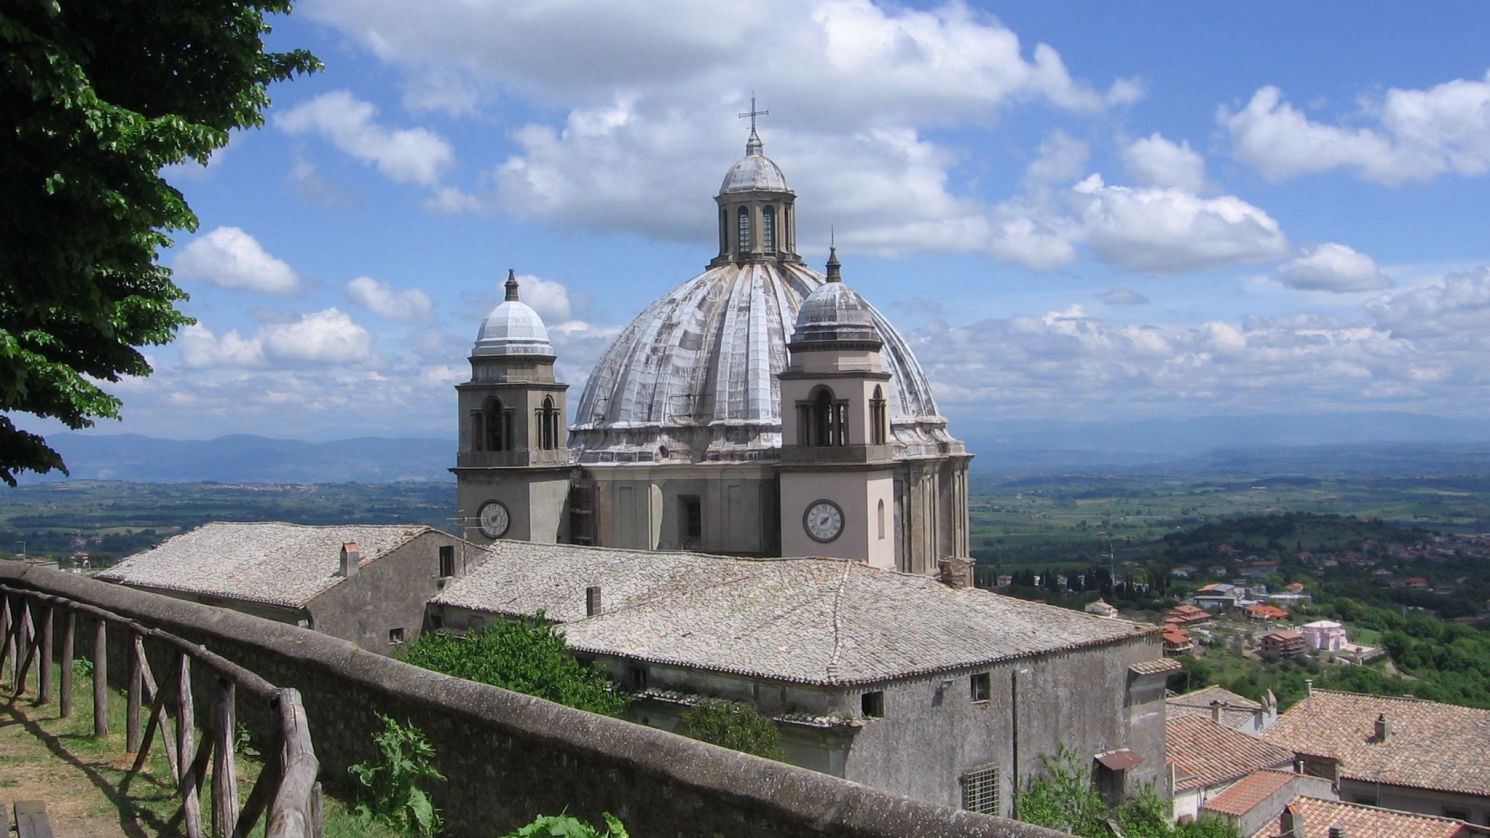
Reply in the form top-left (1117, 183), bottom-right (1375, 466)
top-left (388, 627), bottom-right (405, 645)
top-left (628, 666), bottom-right (648, 690)
top-left (960, 764), bottom-right (1000, 815)
top-left (680, 495), bottom-right (702, 541)
top-left (861, 691), bottom-right (884, 718)
top-left (438, 545), bottom-right (455, 577)
top-left (971, 672), bottom-right (991, 702)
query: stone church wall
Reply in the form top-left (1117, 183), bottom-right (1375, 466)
top-left (2, 563), bottom-right (1070, 838)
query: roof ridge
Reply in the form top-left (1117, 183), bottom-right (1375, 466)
top-left (826, 560), bottom-right (851, 681)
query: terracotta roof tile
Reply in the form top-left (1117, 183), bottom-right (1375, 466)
top-left (1248, 795), bottom-right (1470, 838)
top-left (1203, 769), bottom-right (1295, 816)
top-left (1167, 715), bottom-right (1294, 791)
top-left (1262, 690), bottom-right (1490, 796)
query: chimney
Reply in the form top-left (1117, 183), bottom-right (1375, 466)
top-left (938, 557), bottom-right (973, 588)
top-left (585, 585), bottom-right (602, 617)
top-left (1280, 804), bottom-right (1301, 838)
top-left (339, 542), bottom-right (360, 577)
top-left (1305, 678), bottom-right (1314, 696)
top-left (1210, 700), bottom-right (1225, 723)
top-left (1373, 713), bottom-right (1389, 742)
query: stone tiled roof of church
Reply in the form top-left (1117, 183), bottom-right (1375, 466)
top-left (99, 522), bottom-right (434, 609)
top-left (1261, 689), bottom-right (1490, 796)
top-left (433, 541), bottom-right (1157, 685)
top-left (1248, 796), bottom-right (1472, 838)
top-left (1167, 715), bottom-right (1294, 792)
top-left (1168, 685), bottom-right (1265, 729)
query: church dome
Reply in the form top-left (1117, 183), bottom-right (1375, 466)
top-left (719, 128), bottom-right (790, 194)
top-left (791, 249), bottom-right (880, 346)
top-left (473, 270), bottom-right (552, 357)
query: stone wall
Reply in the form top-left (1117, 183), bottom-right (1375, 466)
top-left (1, 562), bottom-right (1071, 838)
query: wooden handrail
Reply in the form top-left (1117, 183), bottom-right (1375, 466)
top-left (0, 584), bottom-right (321, 838)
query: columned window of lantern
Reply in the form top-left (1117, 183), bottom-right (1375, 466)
top-left (737, 207), bottom-right (752, 255)
top-left (762, 206), bottom-right (776, 252)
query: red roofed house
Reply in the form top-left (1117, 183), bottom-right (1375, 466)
top-left (1263, 689), bottom-right (1490, 826)
top-left (1163, 627), bottom-right (1195, 655)
top-left (1249, 795), bottom-right (1476, 838)
top-left (1259, 630), bottom-right (1304, 659)
top-left (1201, 769), bottom-right (1332, 837)
top-left (1243, 604), bottom-right (1290, 621)
top-left (1167, 715), bottom-right (1295, 823)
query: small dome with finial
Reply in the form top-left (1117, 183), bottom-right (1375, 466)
top-left (791, 248), bottom-right (881, 346)
top-left (474, 269), bottom-right (552, 357)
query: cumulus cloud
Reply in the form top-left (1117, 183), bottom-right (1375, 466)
top-left (1276, 243), bottom-right (1390, 292)
top-left (1025, 129), bottom-right (1089, 186)
top-left (1122, 133), bottom-right (1209, 193)
top-left (1220, 74), bottom-right (1490, 183)
top-left (514, 275), bottom-right (574, 322)
top-left (346, 276), bottom-right (436, 323)
top-left (276, 90), bottom-right (454, 187)
top-left (1369, 266), bottom-right (1490, 338)
top-left (174, 227), bottom-right (300, 295)
top-left (1098, 289), bottom-right (1149, 305)
top-left (1066, 175), bottom-right (1290, 273)
top-left (177, 309), bottom-right (375, 369)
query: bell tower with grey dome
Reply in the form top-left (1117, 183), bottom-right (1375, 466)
top-left (453, 270), bottom-right (573, 544)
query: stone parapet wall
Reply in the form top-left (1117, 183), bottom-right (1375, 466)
top-left (1, 563), bottom-right (1069, 838)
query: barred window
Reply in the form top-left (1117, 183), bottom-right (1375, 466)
top-left (960, 764), bottom-right (1000, 815)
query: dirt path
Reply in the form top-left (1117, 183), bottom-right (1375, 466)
top-left (0, 693), bottom-right (177, 838)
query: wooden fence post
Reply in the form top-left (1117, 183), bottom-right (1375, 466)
top-left (127, 628), bottom-right (143, 754)
top-left (37, 600), bottom-right (52, 704)
top-left (94, 618), bottom-right (109, 737)
top-left (0, 593), bottom-right (12, 684)
top-left (212, 679), bottom-right (240, 838)
top-left (14, 597), bottom-right (36, 696)
top-left (59, 606), bottom-right (75, 717)
top-left (178, 652), bottom-right (205, 838)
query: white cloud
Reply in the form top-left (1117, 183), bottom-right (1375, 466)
top-left (178, 309), bottom-right (375, 369)
top-left (346, 276), bottom-right (436, 323)
top-left (1220, 74), bottom-right (1490, 183)
top-left (276, 90), bottom-right (454, 187)
top-left (1122, 133), bottom-right (1209, 193)
top-left (422, 186), bottom-right (483, 215)
top-left (512, 275), bottom-right (573, 323)
top-left (1276, 243), bottom-right (1390, 292)
top-left (261, 309), bottom-right (375, 365)
top-left (1369, 266), bottom-right (1490, 338)
top-left (1098, 289), bottom-right (1149, 305)
top-left (174, 227), bottom-right (300, 295)
top-left (1025, 129), bottom-right (1089, 187)
top-left (1067, 175), bottom-right (1290, 273)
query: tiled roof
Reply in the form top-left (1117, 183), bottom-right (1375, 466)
top-left (434, 540), bottom-right (1158, 685)
top-left (1248, 796), bottom-right (1471, 838)
top-left (1202, 769), bottom-right (1295, 816)
top-left (1262, 689), bottom-right (1490, 796)
top-left (1166, 715), bottom-right (1293, 791)
top-left (1168, 685), bottom-right (1265, 730)
top-left (99, 522), bottom-right (435, 608)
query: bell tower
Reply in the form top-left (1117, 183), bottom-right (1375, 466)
top-left (777, 249), bottom-right (896, 567)
top-left (453, 270), bottom-right (573, 544)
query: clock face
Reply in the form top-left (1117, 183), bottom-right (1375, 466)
top-left (478, 500), bottom-right (510, 539)
top-left (804, 500), bottom-right (844, 543)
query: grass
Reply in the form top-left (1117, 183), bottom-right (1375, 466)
top-left (1, 658), bottom-right (401, 837)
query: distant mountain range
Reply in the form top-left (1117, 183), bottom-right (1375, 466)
top-left (20, 412), bottom-right (1490, 483)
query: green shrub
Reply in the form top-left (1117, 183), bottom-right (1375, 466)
top-left (678, 699), bottom-right (787, 761)
top-left (499, 813), bottom-right (629, 837)
top-left (349, 714), bottom-right (445, 838)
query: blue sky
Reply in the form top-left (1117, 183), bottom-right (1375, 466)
top-left (37, 1), bottom-right (1490, 441)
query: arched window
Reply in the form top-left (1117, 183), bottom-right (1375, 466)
top-left (811, 387), bottom-right (834, 447)
top-left (762, 206), bottom-right (776, 252)
top-left (540, 396), bottom-right (559, 450)
top-left (870, 386), bottom-right (887, 445)
top-left (484, 397), bottom-right (512, 452)
top-left (877, 499), bottom-right (886, 540)
top-left (737, 207), bottom-right (752, 252)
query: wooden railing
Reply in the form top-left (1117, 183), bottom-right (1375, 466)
top-left (0, 584), bottom-right (322, 838)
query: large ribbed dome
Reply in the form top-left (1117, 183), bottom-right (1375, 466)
top-left (571, 260), bottom-right (952, 462)
top-left (473, 270), bottom-right (552, 357)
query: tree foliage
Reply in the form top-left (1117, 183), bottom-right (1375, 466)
top-left (1017, 745), bottom-right (1240, 838)
top-left (0, 0), bottom-right (318, 484)
top-left (400, 616), bottom-right (628, 716)
top-left (678, 699), bottom-right (788, 761)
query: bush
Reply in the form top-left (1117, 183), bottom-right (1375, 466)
top-left (679, 699), bottom-right (787, 761)
top-left (499, 813), bottom-right (629, 837)
top-left (349, 714), bottom-right (445, 838)
top-left (400, 616), bottom-right (627, 716)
